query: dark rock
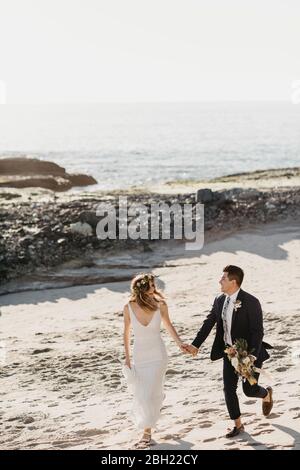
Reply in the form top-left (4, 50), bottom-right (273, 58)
top-left (222, 188), bottom-right (244, 201)
top-left (19, 235), bottom-right (35, 247)
top-left (79, 210), bottom-right (100, 232)
top-left (0, 157), bottom-right (66, 176)
top-left (0, 192), bottom-right (22, 200)
top-left (265, 201), bottom-right (277, 211)
top-left (0, 175), bottom-right (73, 191)
top-left (238, 189), bottom-right (263, 200)
top-left (68, 174), bottom-right (97, 187)
top-left (196, 188), bottom-right (214, 203)
top-left (0, 157), bottom-right (98, 192)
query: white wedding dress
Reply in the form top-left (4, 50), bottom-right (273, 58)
top-left (127, 302), bottom-right (168, 430)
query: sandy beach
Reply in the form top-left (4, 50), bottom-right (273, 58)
top-left (1, 221), bottom-right (299, 450)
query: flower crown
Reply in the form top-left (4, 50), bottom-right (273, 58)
top-left (133, 273), bottom-right (156, 294)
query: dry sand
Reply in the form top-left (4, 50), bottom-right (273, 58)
top-left (146, 167), bottom-right (300, 194)
top-left (0, 222), bottom-right (300, 450)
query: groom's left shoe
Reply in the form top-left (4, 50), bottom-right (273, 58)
top-left (225, 425), bottom-right (245, 438)
top-left (262, 386), bottom-right (273, 416)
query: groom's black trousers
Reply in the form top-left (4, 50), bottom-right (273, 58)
top-left (223, 355), bottom-right (268, 420)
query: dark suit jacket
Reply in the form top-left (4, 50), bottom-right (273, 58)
top-left (192, 289), bottom-right (272, 364)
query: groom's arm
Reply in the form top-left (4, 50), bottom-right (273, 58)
top-left (248, 296), bottom-right (264, 361)
top-left (191, 297), bottom-right (219, 349)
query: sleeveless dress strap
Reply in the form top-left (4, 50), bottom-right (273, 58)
top-left (128, 302), bottom-right (133, 319)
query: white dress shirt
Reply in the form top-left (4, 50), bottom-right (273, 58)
top-left (222, 288), bottom-right (240, 346)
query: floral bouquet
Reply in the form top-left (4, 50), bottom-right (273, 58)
top-left (225, 338), bottom-right (258, 385)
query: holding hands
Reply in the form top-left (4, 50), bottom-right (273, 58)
top-left (178, 342), bottom-right (199, 357)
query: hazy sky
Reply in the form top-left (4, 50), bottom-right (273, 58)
top-left (0, 0), bottom-right (299, 103)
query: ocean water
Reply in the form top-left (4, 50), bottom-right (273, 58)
top-left (0, 102), bottom-right (299, 190)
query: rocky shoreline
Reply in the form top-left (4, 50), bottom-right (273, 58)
top-left (0, 167), bottom-right (299, 293)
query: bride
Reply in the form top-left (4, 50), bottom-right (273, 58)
top-left (123, 272), bottom-right (186, 447)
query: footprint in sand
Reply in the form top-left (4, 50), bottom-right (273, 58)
top-left (32, 348), bottom-right (53, 355)
top-left (166, 368), bottom-right (182, 376)
top-left (161, 433), bottom-right (181, 440)
top-left (51, 439), bottom-right (89, 449)
top-left (224, 441), bottom-right (239, 447)
top-left (178, 417), bottom-right (193, 424)
top-left (266, 412), bottom-right (282, 419)
top-left (276, 366), bottom-right (288, 372)
top-left (199, 420), bottom-right (213, 428)
top-left (276, 345), bottom-right (288, 351)
top-left (203, 437), bottom-right (216, 442)
top-left (74, 428), bottom-right (108, 437)
top-left (252, 429), bottom-right (274, 436)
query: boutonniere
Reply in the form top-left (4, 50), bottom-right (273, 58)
top-left (233, 300), bottom-right (242, 312)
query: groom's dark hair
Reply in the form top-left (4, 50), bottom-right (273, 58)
top-left (223, 265), bottom-right (244, 287)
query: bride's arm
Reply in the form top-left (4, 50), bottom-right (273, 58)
top-left (160, 301), bottom-right (184, 350)
top-left (123, 305), bottom-right (131, 368)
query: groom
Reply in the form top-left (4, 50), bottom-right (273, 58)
top-left (183, 265), bottom-right (273, 438)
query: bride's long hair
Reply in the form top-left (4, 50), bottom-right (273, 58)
top-left (129, 272), bottom-right (165, 312)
